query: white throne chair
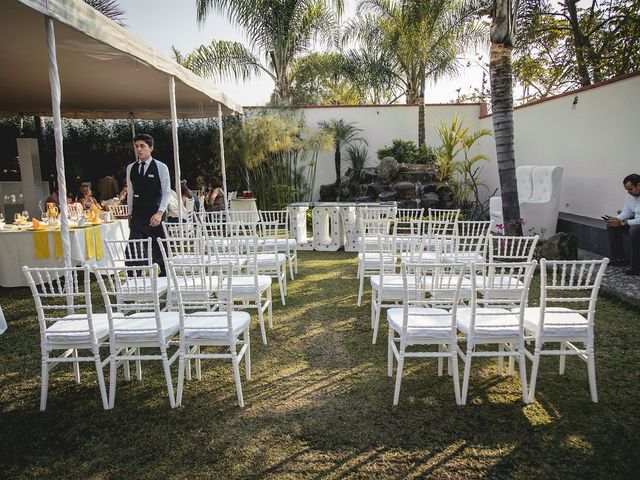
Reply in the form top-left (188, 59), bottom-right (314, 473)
top-left (490, 165), bottom-right (563, 238)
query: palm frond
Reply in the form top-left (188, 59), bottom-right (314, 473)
top-left (186, 40), bottom-right (275, 82)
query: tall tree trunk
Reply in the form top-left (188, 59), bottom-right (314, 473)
top-left (334, 148), bottom-right (341, 185)
top-left (565, 0), bottom-right (593, 86)
top-left (418, 79), bottom-right (426, 146)
top-left (490, 43), bottom-right (522, 235)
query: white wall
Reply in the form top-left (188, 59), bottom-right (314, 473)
top-left (245, 73), bottom-right (638, 210)
top-left (478, 74), bottom-right (640, 220)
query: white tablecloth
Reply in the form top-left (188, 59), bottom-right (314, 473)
top-left (0, 220), bottom-right (129, 287)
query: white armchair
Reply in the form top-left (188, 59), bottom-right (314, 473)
top-left (490, 166), bottom-right (563, 238)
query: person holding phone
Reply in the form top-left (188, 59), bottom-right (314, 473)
top-left (604, 173), bottom-right (640, 275)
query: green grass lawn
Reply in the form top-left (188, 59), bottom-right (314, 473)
top-left (0, 251), bottom-right (638, 479)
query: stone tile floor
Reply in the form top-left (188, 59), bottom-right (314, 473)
top-left (579, 249), bottom-right (640, 307)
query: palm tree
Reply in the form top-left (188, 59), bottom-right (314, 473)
top-left (83, 0), bottom-right (126, 25)
top-left (346, 0), bottom-right (486, 145)
top-left (490, 0), bottom-right (522, 235)
top-left (318, 119), bottom-right (367, 185)
top-left (188, 0), bottom-right (343, 105)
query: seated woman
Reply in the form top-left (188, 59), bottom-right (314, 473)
top-left (77, 185), bottom-right (98, 210)
top-left (205, 177), bottom-right (225, 212)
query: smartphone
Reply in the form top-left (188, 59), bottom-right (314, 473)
top-left (601, 215), bottom-right (612, 220)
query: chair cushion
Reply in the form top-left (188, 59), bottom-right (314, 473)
top-left (45, 313), bottom-right (119, 344)
top-left (370, 275), bottom-right (415, 292)
top-left (183, 311), bottom-right (251, 340)
top-left (357, 253), bottom-right (396, 267)
top-left (442, 253), bottom-right (485, 263)
top-left (122, 276), bottom-right (169, 294)
top-left (387, 307), bottom-right (454, 338)
top-left (230, 275), bottom-right (272, 294)
top-left (114, 312), bottom-right (180, 343)
top-left (517, 307), bottom-right (589, 337)
top-left (256, 253), bottom-right (286, 265)
top-left (456, 307), bottom-right (520, 336)
top-left (260, 238), bottom-right (297, 249)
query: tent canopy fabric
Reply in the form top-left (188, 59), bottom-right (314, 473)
top-left (0, 0), bottom-right (243, 119)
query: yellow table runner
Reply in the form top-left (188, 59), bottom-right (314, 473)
top-left (32, 226), bottom-right (102, 260)
top-left (32, 230), bottom-right (50, 259)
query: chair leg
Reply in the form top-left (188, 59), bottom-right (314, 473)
top-left (195, 346), bottom-right (202, 381)
top-left (257, 298), bottom-right (268, 345)
top-left (108, 354), bottom-right (117, 409)
top-left (508, 343), bottom-right (516, 375)
top-left (294, 251), bottom-right (298, 274)
top-left (231, 347), bottom-right (244, 408)
top-left (497, 344), bottom-right (504, 375)
top-left (186, 356), bottom-right (192, 381)
top-left (518, 347), bottom-right (529, 403)
top-left (279, 276), bottom-right (286, 306)
top-left (267, 289), bottom-right (273, 328)
top-left (451, 351), bottom-right (462, 405)
top-left (372, 292), bottom-right (382, 345)
top-left (73, 349), bottom-right (81, 384)
top-left (559, 341), bottom-right (567, 375)
top-left (40, 354), bottom-right (49, 411)
top-left (176, 352), bottom-right (185, 407)
top-left (357, 273), bottom-right (365, 306)
top-left (93, 348), bottom-right (109, 410)
top-left (370, 289), bottom-right (376, 329)
top-left (123, 357), bottom-right (131, 382)
top-left (393, 345), bottom-right (406, 406)
top-left (387, 328), bottom-right (393, 377)
top-left (528, 346), bottom-right (542, 403)
top-left (587, 347), bottom-right (598, 403)
top-left (160, 348), bottom-right (176, 408)
top-left (135, 347), bottom-right (142, 381)
top-left (437, 345), bottom-right (444, 377)
top-left (288, 252), bottom-right (295, 280)
top-left (461, 349), bottom-right (473, 405)
top-left (244, 330), bottom-right (251, 380)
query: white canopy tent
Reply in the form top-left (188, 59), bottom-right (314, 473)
top-left (0, 0), bottom-right (241, 267)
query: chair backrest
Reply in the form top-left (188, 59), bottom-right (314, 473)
top-left (473, 261), bottom-right (537, 308)
top-left (93, 265), bottom-right (164, 343)
top-left (444, 235), bottom-right (489, 261)
top-left (466, 261), bottom-right (537, 340)
top-left (515, 166), bottom-right (535, 201)
top-left (530, 166), bottom-right (563, 203)
top-left (358, 205), bottom-right (397, 222)
top-left (108, 204), bottom-right (129, 219)
top-left (23, 265), bottom-right (98, 345)
top-left (536, 258), bottom-right (608, 336)
top-left (359, 218), bottom-right (392, 238)
top-left (105, 238), bottom-right (153, 268)
top-left (457, 220), bottom-right (493, 237)
top-left (163, 221), bottom-right (198, 239)
top-left (489, 235), bottom-right (539, 263)
top-left (158, 236), bottom-right (206, 266)
top-left (259, 210), bottom-right (290, 239)
top-left (194, 211), bottom-right (227, 225)
top-left (400, 261), bottom-right (467, 337)
top-left (170, 262), bottom-right (236, 339)
top-left (428, 208), bottom-right (460, 223)
top-left (394, 208), bottom-right (424, 236)
top-left (68, 203), bottom-right (85, 219)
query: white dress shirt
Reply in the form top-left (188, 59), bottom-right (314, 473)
top-left (617, 194), bottom-right (640, 226)
top-left (126, 157), bottom-right (171, 214)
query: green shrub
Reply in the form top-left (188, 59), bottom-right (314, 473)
top-left (376, 139), bottom-right (438, 164)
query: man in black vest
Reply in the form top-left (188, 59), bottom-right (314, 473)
top-left (126, 134), bottom-right (170, 275)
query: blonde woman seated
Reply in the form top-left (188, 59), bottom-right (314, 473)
top-left (78, 185), bottom-right (99, 210)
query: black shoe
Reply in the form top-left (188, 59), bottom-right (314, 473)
top-left (624, 268), bottom-right (640, 276)
top-left (610, 258), bottom-right (629, 267)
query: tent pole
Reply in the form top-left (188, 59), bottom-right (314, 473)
top-left (217, 103), bottom-right (229, 216)
top-left (130, 116), bottom-right (137, 162)
top-left (45, 17), bottom-right (71, 269)
top-left (169, 76), bottom-right (182, 221)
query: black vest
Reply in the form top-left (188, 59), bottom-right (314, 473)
top-left (130, 159), bottom-right (162, 219)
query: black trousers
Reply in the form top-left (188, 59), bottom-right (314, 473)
top-left (607, 224), bottom-right (640, 270)
top-left (127, 216), bottom-right (166, 276)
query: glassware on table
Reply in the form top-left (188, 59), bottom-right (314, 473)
top-left (22, 210), bottom-right (29, 221)
top-left (0, 213), bottom-right (4, 223)
top-left (14, 212), bottom-right (22, 224)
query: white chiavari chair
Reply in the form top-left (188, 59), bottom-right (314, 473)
top-left (163, 221), bottom-right (198, 239)
top-left (108, 204), bottom-right (128, 219)
top-left (520, 259), bottom-right (608, 403)
top-left (428, 208), bottom-right (460, 224)
top-left (387, 261), bottom-right (467, 405)
top-left (94, 265), bottom-right (180, 408)
top-left (253, 221), bottom-right (288, 305)
top-left (393, 208), bottom-right (424, 237)
top-left (171, 262), bottom-right (251, 408)
top-left (23, 265), bottom-right (112, 410)
top-left (356, 219), bottom-right (394, 306)
top-left (456, 261), bottom-right (537, 405)
top-left (259, 209), bottom-right (297, 280)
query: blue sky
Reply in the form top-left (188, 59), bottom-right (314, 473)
top-left (118, 0), bottom-right (485, 106)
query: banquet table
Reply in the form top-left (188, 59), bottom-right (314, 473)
top-left (0, 220), bottom-right (129, 287)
